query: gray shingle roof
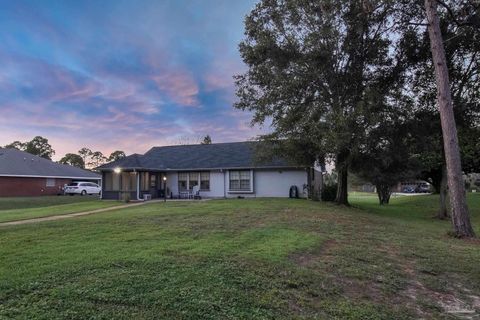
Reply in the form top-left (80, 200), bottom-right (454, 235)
top-left (97, 141), bottom-right (298, 171)
top-left (0, 148), bottom-right (101, 179)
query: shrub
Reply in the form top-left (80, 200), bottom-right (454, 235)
top-left (321, 184), bottom-right (337, 202)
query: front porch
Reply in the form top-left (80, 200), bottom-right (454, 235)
top-left (101, 170), bottom-right (167, 201)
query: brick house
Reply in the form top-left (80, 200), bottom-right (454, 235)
top-left (0, 148), bottom-right (100, 197)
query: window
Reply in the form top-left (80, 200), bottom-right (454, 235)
top-left (150, 174), bottom-right (157, 188)
top-left (200, 172), bottom-right (210, 190)
top-left (46, 178), bottom-right (55, 187)
top-left (178, 172), bottom-right (188, 191)
top-left (229, 170), bottom-right (251, 191)
top-left (177, 171), bottom-right (210, 191)
top-left (189, 172), bottom-right (199, 190)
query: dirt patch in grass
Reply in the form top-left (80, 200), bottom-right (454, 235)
top-left (289, 239), bottom-right (339, 267)
top-left (405, 279), bottom-right (480, 319)
top-left (389, 248), bottom-right (480, 319)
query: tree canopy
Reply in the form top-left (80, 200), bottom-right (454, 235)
top-left (59, 153), bottom-right (85, 168)
top-left (108, 150), bottom-right (126, 162)
top-left (4, 136), bottom-right (55, 159)
top-left (235, 0), bottom-right (404, 205)
top-left (201, 135), bottom-right (212, 145)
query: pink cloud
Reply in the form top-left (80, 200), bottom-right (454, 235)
top-left (203, 55), bottom-right (245, 92)
top-left (153, 70), bottom-right (199, 107)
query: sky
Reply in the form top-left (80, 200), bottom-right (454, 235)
top-left (0, 0), bottom-right (265, 160)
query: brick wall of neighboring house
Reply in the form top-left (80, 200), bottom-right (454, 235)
top-left (0, 176), bottom-right (72, 197)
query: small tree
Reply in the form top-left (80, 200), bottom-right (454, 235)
top-left (87, 151), bottom-right (107, 169)
top-left (201, 135), bottom-right (212, 145)
top-left (24, 136), bottom-right (55, 159)
top-left (108, 150), bottom-right (126, 162)
top-left (59, 153), bottom-right (85, 168)
top-left (78, 148), bottom-right (93, 165)
top-left (352, 105), bottom-right (419, 205)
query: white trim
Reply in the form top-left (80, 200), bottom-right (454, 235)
top-left (0, 174), bottom-right (100, 180)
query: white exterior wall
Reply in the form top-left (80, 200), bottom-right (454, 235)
top-left (165, 168), bottom-right (308, 198)
top-left (199, 170), bottom-right (225, 198)
top-left (254, 169), bottom-right (307, 198)
top-left (166, 172), bottom-right (178, 196)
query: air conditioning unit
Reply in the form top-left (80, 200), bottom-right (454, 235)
top-left (143, 194), bottom-right (152, 201)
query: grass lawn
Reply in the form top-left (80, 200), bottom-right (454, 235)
top-left (0, 195), bottom-right (479, 319)
top-left (0, 196), bottom-right (121, 223)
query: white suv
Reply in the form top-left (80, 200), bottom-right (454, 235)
top-left (64, 182), bottom-right (101, 196)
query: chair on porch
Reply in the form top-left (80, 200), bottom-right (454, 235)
top-left (192, 185), bottom-right (201, 200)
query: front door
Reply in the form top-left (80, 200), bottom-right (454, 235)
top-left (149, 173), bottom-right (158, 198)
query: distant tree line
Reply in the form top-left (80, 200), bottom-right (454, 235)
top-left (3, 136), bottom-right (126, 169)
top-left (3, 135), bottom-right (214, 169)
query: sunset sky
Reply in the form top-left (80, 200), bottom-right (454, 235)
top-left (0, 0), bottom-right (264, 159)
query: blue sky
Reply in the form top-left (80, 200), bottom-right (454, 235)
top-left (0, 0), bottom-right (263, 159)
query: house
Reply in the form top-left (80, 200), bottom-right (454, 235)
top-left (96, 141), bottom-right (320, 200)
top-left (0, 148), bottom-right (101, 197)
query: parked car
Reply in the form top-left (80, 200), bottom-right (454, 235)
top-left (64, 182), bottom-right (101, 196)
top-left (402, 186), bottom-right (415, 193)
top-left (415, 184), bottom-right (431, 193)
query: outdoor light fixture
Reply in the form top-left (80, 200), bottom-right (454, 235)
top-left (113, 167), bottom-right (121, 174)
top-left (163, 176), bottom-right (167, 202)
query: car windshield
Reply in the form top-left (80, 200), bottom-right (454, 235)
top-left (67, 183), bottom-right (78, 186)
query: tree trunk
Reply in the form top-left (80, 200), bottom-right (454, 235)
top-left (437, 164), bottom-right (449, 219)
top-left (425, 0), bottom-right (475, 237)
top-left (429, 168), bottom-right (442, 194)
top-left (376, 184), bottom-right (391, 205)
top-left (308, 168), bottom-right (321, 201)
top-left (335, 152), bottom-right (349, 206)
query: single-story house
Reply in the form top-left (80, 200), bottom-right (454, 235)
top-left (96, 141), bottom-right (321, 200)
top-left (0, 148), bottom-right (101, 197)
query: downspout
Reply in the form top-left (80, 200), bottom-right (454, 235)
top-left (223, 169), bottom-right (226, 199)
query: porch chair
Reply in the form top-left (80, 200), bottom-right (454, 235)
top-left (192, 185), bottom-right (201, 200)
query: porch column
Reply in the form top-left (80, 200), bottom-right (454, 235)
top-left (136, 171), bottom-right (140, 200)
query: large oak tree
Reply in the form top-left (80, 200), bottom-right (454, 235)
top-left (235, 0), bottom-right (401, 205)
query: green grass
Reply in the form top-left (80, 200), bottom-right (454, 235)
top-left (0, 196), bottom-right (121, 223)
top-left (0, 196), bottom-right (479, 319)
